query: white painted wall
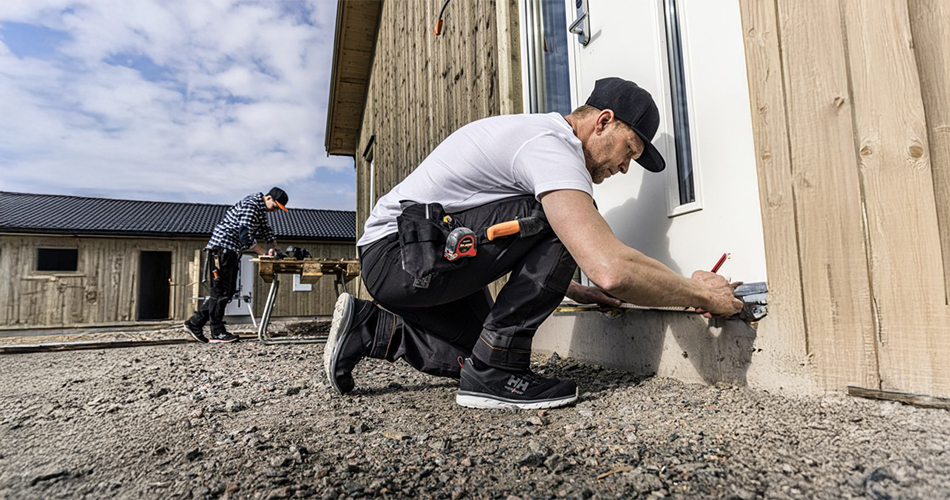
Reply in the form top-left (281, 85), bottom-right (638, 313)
top-left (567, 0), bottom-right (767, 283)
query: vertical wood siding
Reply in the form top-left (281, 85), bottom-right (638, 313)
top-left (0, 235), bottom-right (355, 327)
top-left (740, 0), bottom-right (950, 395)
top-left (907, 0), bottom-right (950, 308)
top-left (352, 0), bottom-right (514, 300)
top-left (355, 0), bottom-right (502, 243)
top-left (0, 235), bottom-right (206, 327)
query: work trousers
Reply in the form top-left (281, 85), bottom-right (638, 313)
top-left (359, 195), bottom-right (577, 377)
top-left (191, 248), bottom-right (240, 329)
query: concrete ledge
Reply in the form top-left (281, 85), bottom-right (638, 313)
top-left (533, 308), bottom-right (818, 394)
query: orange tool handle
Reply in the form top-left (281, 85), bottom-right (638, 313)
top-left (434, 19), bottom-right (444, 35)
top-left (486, 220), bottom-right (521, 241)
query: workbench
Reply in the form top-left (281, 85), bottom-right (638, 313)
top-left (251, 257), bottom-right (360, 344)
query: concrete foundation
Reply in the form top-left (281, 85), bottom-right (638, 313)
top-left (532, 308), bottom-right (818, 394)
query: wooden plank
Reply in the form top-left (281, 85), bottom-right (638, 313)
top-left (737, 0), bottom-right (808, 362)
top-left (776, 0), bottom-right (878, 390)
top-left (907, 0), bottom-right (950, 306)
top-left (842, 0), bottom-right (950, 396)
top-left (848, 386), bottom-right (950, 410)
top-left (496, 0), bottom-right (522, 115)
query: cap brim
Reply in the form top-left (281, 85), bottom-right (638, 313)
top-left (275, 201), bottom-right (289, 212)
top-left (632, 129), bottom-right (666, 173)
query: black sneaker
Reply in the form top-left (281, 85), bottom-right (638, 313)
top-left (184, 321), bottom-right (208, 343)
top-left (324, 293), bottom-right (376, 395)
top-left (209, 325), bottom-right (239, 343)
top-left (457, 358), bottom-right (578, 409)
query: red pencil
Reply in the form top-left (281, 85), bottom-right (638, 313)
top-left (711, 253), bottom-right (728, 274)
top-left (686, 253), bottom-right (729, 311)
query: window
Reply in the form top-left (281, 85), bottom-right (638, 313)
top-left (663, 0), bottom-right (695, 207)
top-left (37, 248), bottom-right (79, 272)
top-left (522, 0), bottom-right (572, 114)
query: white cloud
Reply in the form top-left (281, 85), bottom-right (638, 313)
top-left (0, 0), bottom-right (355, 210)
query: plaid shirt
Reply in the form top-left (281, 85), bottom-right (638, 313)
top-left (207, 193), bottom-right (276, 253)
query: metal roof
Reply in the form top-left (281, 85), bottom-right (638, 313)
top-left (0, 192), bottom-right (355, 241)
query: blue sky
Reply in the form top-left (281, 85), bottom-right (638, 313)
top-left (0, 0), bottom-right (355, 210)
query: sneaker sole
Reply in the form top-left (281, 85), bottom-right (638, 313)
top-left (183, 324), bottom-right (208, 343)
top-left (323, 293), bottom-right (354, 395)
top-left (456, 388), bottom-right (579, 410)
top-left (209, 337), bottom-right (239, 343)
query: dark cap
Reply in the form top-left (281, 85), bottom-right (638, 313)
top-left (586, 77), bottom-right (666, 172)
top-left (267, 187), bottom-right (289, 212)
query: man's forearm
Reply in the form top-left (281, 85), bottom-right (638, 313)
top-left (597, 251), bottom-right (710, 309)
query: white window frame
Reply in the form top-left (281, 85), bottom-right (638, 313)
top-left (659, 0), bottom-right (704, 218)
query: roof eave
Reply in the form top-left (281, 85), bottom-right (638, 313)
top-left (324, 0), bottom-right (383, 157)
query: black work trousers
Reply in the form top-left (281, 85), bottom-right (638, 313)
top-left (191, 248), bottom-right (240, 329)
top-left (359, 196), bottom-right (577, 377)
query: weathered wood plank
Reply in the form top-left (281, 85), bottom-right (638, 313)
top-left (496, 0), bottom-right (522, 115)
top-left (907, 0), bottom-right (950, 307)
top-left (776, 0), bottom-right (878, 390)
top-left (848, 385), bottom-right (950, 410)
top-left (843, 0), bottom-right (950, 395)
top-left (737, 0), bottom-right (808, 362)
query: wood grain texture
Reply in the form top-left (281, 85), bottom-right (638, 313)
top-left (907, 0), bottom-right (950, 307)
top-left (738, 0), bottom-right (808, 361)
top-left (776, 0), bottom-right (879, 390)
top-left (843, 0), bottom-right (950, 395)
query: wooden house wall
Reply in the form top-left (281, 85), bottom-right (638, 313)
top-left (250, 241), bottom-right (355, 317)
top-left (0, 235), bottom-right (355, 327)
top-left (352, 0), bottom-right (520, 299)
top-left (0, 234), bottom-right (206, 327)
top-left (354, 0), bottom-right (502, 242)
top-left (739, 0), bottom-right (950, 396)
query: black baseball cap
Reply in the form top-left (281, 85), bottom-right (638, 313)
top-left (586, 77), bottom-right (666, 172)
top-left (267, 187), bottom-right (289, 212)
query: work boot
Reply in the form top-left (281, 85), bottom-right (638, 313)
top-left (324, 293), bottom-right (378, 394)
top-left (183, 320), bottom-right (208, 343)
top-left (456, 357), bottom-right (578, 410)
top-left (209, 323), bottom-right (239, 343)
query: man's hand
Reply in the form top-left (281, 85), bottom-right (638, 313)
top-left (566, 281), bottom-right (623, 309)
top-left (690, 270), bottom-right (743, 318)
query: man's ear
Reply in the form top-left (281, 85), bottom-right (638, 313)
top-left (595, 109), bottom-right (615, 134)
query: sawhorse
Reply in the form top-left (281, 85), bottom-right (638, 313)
top-left (252, 258), bottom-right (360, 344)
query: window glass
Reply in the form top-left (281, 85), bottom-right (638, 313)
top-left (37, 248), bottom-right (78, 272)
top-left (664, 0), bottom-right (695, 205)
top-left (525, 0), bottom-right (572, 114)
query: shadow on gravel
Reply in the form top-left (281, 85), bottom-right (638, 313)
top-left (353, 380), bottom-right (459, 396)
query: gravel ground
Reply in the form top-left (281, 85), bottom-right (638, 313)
top-left (2, 329), bottom-right (949, 500)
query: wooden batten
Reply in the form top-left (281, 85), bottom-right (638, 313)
top-left (841, 0), bottom-right (950, 396)
top-left (738, 0), bottom-right (808, 364)
top-left (775, 0), bottom-right (879, 391)
top-left (907, 0), bottom-right (950, 308)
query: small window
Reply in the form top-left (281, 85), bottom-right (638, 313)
top-left (37, 248), bottom-right (79, 272)
top-left (522, 0), bottom-right (572, 114)
top-left (663, 0), bottom-right (695, 206)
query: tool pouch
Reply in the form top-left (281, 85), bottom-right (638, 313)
top-left (396, 201), bottom-right (464, 283)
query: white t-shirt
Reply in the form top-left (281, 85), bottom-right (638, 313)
top-left (358, 112), bottom-right (592, 247)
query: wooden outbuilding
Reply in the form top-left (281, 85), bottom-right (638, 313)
top-left (326, 0), bottom-right (950, 399)
top-left (0, 192), bottom-right (356, 328)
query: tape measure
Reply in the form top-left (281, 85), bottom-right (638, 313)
top-left (444, 227), bottom-right (477, 261)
